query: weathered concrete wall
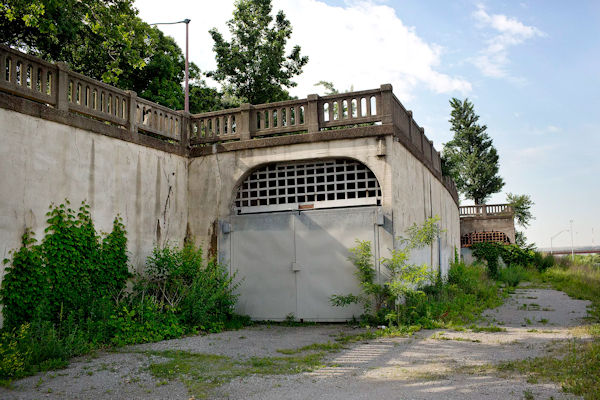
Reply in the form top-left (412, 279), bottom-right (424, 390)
top-left (187, 134), bottom-right (460, 274)
top-left (0, 107), bottom-right (189, 279)
top-left (187, 136), bottom-right (394, 255)
top-left (389, 138), bottom-right (460, 276)
top-left (460, 216), bottom-right (516, 244)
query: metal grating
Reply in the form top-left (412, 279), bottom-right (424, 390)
top-left (234, 159), bottom-right (381, 213)
top-left (461, 231), bottom-right (511, 248)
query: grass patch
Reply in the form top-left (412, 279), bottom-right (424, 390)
top-left (431, 333), bottom-right (481, 343)
top-left (497, 338), bottom-right (599, 400)
top-left (497, 262), bottom-right (600, 400)
top-left (146, 350), bottom-right (329, 398)
top-left (469, 325), bottom-right (507, 333)
top-left (277, 341), bottom-right (346, 355)
top-left (542, 264), bottom-right (600, 320)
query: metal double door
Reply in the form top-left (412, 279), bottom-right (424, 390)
top-left (226, 207), bottom-right (377, 321)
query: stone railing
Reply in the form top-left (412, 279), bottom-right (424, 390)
top-left (189, 88), bottom-right (384, 144)
top-left (0, 45), bottom-right (458, 202)
top-left (459, 204), bottom-right (514, 217)
top-left (0, 45), bottom-right (185, 143)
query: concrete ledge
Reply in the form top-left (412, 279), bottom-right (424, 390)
top-left (0, 90), bottom-right (458, 205)
top-left (189, 124), bottom-right (392, 156)
top-left (0, 91), bottom-right (187, 156)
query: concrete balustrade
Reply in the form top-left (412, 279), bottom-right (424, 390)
top-left (0, 44), bottom-right (457, 203)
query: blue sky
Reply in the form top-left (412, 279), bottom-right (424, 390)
top-left (136, 0), bottom-right (600, 248)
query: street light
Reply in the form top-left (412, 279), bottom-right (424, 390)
top-left (150, 19), bottom-right (191, 113)
top-left (570, 219), bottom-right (574, 261)
top-left (550, 229), bottom-right (569, 255)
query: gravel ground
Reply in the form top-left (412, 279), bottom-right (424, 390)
top-left (0, 288), bottom-right (592, 400)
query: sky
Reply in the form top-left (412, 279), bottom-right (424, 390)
top-left (134, 0), bottom-right (600, 249)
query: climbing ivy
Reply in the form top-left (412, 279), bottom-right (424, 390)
top-left (0, 201), bottom-right (129, 329)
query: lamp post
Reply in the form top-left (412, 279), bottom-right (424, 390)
top-left (550, 229), bottom-right (569, 255)
top-left (570, 219), bottom-right (574, 261)
top-left (150, 19), bottom-right (191, 113)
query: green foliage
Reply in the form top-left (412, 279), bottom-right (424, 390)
top-left (0, 1), bottom-right (230, 114)
top-left (209, 0), bottom-right (309, 104)
top-left (0, 201), bottom-right (129, 330)
top-left (0, 201), bottom-right (242, 382)
top-left (108, 298), bottom-right (183, 346)
top-left (137, 242), bottom-right (239, 332)
top-left (543, 263), bottom-right (600, 320)
top-left (314, 80), bottom-right (339, 95)
top-left (506, 193), bottom-right (535, 228)
top-left (471, 242), bottom-right (502, 278)
top-left (0, 0), bottom-right (151, 84)
top-left (0, 230), bottom-right (45, 330)
top-left (330, 216), bottom-right (502, 329)
top-left (442, 98), bottom-right (504, 204)
top-left (471, 242), bottom-right (554, 276)
top-left (500, 261), bottom-right (600, 400)
top-left (497, 265), bottom-right (528, 287)
top-left (0, 324), bottom-right (30, 380)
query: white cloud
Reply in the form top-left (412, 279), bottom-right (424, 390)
top-left (134, 0), bottom-right (470, 101)
top-left (472, 4), bottom-right (544, 78)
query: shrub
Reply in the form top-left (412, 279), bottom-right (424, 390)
top-left (108, 298), bottom-right (183, 346)
top-left (136, 242), bottom-right (239, 332)
top-left (331, 217), bottom-right (442, 324)
top-left (0, 202), bottom-right (129, 330)
top-left (538, 253), bottom-right (556, 272)
top-left (471, 242), bottom-right (502, 278)
top-left (0, 201), bottom-right (242, 381)
top-left (0, 324), bottom-right (31, 380)
top-left (500, 244), bottom-right (535, 267)
top-left (497, 265), bottom-right (528, 287)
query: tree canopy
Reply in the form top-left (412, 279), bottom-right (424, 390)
top-left (442, 98), bottom-right (504, 204)
top-left (507, 193), bottom-right (535, 248)
top-left (507, 193), bottom-right (535, 228)
top-left (209, 0), bottom-right (309, 104)
top-left (0, 0), bottom-right (229, 113)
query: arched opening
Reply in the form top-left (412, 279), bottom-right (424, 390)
top-left (224, 158), bottom-right (383, 322)
top-left (233, 158), bottom-right (381, 214)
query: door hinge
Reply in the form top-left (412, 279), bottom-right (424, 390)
top-left (291, 262), bottom-right (302, 272)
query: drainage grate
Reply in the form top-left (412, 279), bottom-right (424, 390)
top-left (235, 159), bottom-right (381, 213)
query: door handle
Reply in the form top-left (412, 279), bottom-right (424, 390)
top-left (291, 262), bottom-right (302, 272)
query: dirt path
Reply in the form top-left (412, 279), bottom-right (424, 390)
top-left (1, 288), bottom-right (592, 400)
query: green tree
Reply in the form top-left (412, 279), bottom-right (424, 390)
top-left (314, 81), bottom-right (339, 95)
top-left (209, 0), bottom-right (309, 104)
top-left (506, 193), bottom-right (535, 248)
top-left (442, 98), bottom-right (504, 204)
top-left (0, 0), bottom-right (151, 84)
top-left (0, 0), bottom-right (228, 113)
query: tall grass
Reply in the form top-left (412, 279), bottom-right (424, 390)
top-left (500, 260), bottom-right (600, 400)
top-left (543, 263), bottom-right (600, 320)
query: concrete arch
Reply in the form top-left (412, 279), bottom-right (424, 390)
top-left (227, 156), bottom-right (385, 213)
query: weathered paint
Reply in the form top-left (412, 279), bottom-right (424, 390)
top-left (0, 108), bottom-right (189, 283)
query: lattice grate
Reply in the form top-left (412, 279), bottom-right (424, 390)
top-left (461, 231), bottom-right (511, 247)
top-left (234, 159), bottom-right (381, 212)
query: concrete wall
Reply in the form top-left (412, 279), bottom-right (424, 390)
top-left (460, 216), bottom-right (516, 244)
top-left (0, 108), bottom-right (189, 279)
top-left (187, 134), bottom-right (460, 273)
top-left (187, 136), bottom-right (394, 255)
top-left (389, 138), bottom-right (460, 276)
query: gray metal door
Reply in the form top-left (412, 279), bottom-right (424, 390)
top-left (229, 212), bottom-right (297, 320)
top-left (228, 206), bottom-right (376, 321)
